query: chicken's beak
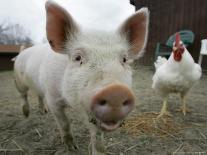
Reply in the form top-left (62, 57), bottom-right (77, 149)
top-left (173, 47), bottom-right (178, 51)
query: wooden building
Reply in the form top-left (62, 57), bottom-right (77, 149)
top-left (0, 45), bottom-right (29, 71)
top-left (130, 0), bottom-right (207, 69)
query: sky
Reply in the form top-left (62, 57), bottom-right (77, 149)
top-left (0, 0), bottom-right (135, 44)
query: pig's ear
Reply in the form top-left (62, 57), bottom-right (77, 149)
top-left (45, 1), bottom-right (78, 52)
top-left (119, 8), bottom-right (149, 58)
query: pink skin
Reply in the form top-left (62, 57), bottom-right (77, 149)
top-left (90, 84), bottom-right (135, 132)
top-left (173, 33), bottom-right (185, 62)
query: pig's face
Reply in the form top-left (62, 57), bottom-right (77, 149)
top-left (63, 32), bottom-right (133, 131)
top-left (45, 1), bottom-right (149, 131)
top-left (66, 32), bottom-right (133, 91)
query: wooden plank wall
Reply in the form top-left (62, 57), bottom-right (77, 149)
top-left (0, 45), bottom-right (31, 71)
top-left (131, 0), bottom-right (207, 69)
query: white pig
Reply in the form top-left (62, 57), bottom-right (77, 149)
top-left (14, 1), bottom-right (149, 154)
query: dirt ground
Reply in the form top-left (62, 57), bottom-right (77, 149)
top-left (0, 65), bottom-right (207, 155)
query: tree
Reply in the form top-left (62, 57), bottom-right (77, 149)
top-left (0, 23), bottom-right (32, 45)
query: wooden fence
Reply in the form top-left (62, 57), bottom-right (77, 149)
top-left (130, 0), bottom-right (207, 69)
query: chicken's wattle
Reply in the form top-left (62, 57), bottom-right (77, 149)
top-left (173, 51), bottom-right (182, 61)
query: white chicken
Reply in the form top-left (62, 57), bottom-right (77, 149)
top-left (152, 33), bottom-right (202, 118)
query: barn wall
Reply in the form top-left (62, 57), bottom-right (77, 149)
top-left (0, 45), bottom-right (31, 71)
top-left (0, 53), bottom-right (17, 71)
top-left (131, 0), bottom-right (207, 69)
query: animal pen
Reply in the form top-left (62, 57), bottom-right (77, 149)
top-left (0, 1), bottom-right (207, 155)
top-left (131, 0), bottom-right (207, 70)
top-left (0, 45), bottom-right (29, 70)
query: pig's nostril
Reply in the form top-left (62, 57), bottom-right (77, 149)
top-left (99, 99), bottom-right (107, 106)
top-left (123, 100), bottom-right (130, 106)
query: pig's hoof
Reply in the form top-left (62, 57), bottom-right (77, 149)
top-left (40, 107), bottom-right (48, 114)
top-left (64, 135), bottom-right (78, 151)
top-left (96, 143), bottom-right (106, 153)
top-left (39, 104), bottom-right (48, 114)
top-left (22, 105), bottom-right (29, 117)
top-left (65, 142), bottom-right (78, 152)
top-left (43, 105), bottom-right (49, 113)
top-left (92, 151), bottom-right (105, 155)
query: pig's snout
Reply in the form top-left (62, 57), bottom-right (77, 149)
top-left (91, 84), bottom-right (135, 131)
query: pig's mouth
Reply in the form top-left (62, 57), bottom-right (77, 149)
top-left (100, 120), bottom-right (121, 131)
top-left (90, 118), bottom-right (122, 132)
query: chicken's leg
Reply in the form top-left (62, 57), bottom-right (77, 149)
top-left (157, 99), bottom-right (172, 119)
top-left (181, 96), bottom-right (186, 116)
top-left (177, 95), bottom-right (191, 116)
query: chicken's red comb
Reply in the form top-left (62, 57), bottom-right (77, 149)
top-left (175, 32), bottom-right (181, 47)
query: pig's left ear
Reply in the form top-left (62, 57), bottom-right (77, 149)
top-left (45, 1), bottom-right (79, 53)
top-left (119, 8), bottom-right (149, 58)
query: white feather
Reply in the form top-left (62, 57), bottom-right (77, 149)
top-left (154, 56), bottom-right (167, 70)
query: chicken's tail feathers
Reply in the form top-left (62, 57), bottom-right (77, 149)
top-left (195, 63), bottom-right (202, 78)
top-left (154, 56), bottom-right (167, 69)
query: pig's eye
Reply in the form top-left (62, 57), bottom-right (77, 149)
top-left (75, 55), bottom-right (82, 61)
top-left (72, 48), bottom-right (87, 65)
top-left (120, 54), bottom-right (129, 66)
top-left (72, 54), bottom-right (83, 65)
top-left (122, 56), bottom-right (128, 64)
top-left (123, 57), bottom-right (127, 63)
top-left (75, 55), bottom-right (82, 65)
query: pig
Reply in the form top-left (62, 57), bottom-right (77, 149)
top-left (14, 1), bottom-right (149, 154)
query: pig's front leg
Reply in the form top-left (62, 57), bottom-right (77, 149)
top-left (89, 124), bottom-right (105, 155)
top-left (38, 96), bottom-right (48, 114)
top-left (47, 97), bottom-right (78, 151)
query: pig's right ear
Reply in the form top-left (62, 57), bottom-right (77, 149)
top-left (45, 1), bottom-right (78, 53)
top-left (119, 8), bottom-right (149, 59)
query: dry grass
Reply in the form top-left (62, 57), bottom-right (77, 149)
top-left (121, 112), bottom-right (189, 138)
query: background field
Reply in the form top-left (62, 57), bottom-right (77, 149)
top-left (0, 65), bottom-right (206, 155)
